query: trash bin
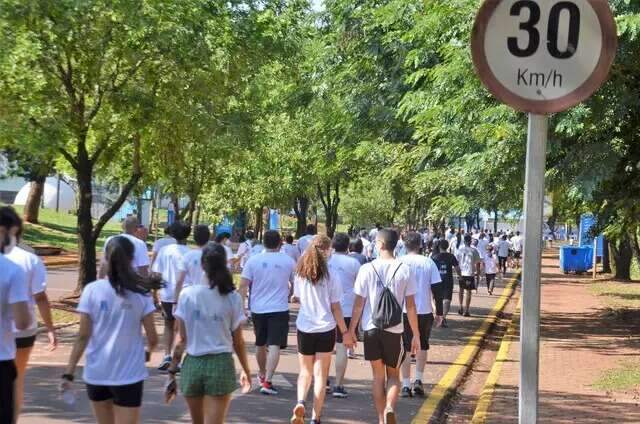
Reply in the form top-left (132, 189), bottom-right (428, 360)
top-left (559, 245), bottom-right (593, 274)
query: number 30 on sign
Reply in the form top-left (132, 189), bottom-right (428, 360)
top-left (471, 0), bottom-right (617, 114)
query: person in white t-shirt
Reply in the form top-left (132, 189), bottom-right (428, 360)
top-left (151, 221), bottom-right (192, 371)
top-left (349, 229), bottom-right (420, 424)
top-left (289, 235), bottom-right (354, 424)
top-left (167, 243), bottom-right (251, 423)
top-left (151, 225), bottom-right (176, 268)
top-left (476, 233), bottom-right (489, 261)
top-left (456, 235), bottom-right (482, 317)
top-left (281, 234), bottom-right (300, 263)
top-left (483, 245), bottom-right (499, 295)
top-left (297, 224), bottom-right (317, 257)
top-left (60, 236), bottom-right (160, 423)
top-left (240, 230), bottom-right (296, 396)
top-left (399, 233), bottom-right (442, 399)
top-left (233, 230), bottom-right (255, 270)
top-left (0, 207), bottom-right (31, 424)
top-left (327, 233), bottom-right (361, 398)
top-left (214, 232), bottom-right (234, 268)
top-left (496, 234), bottom-right (511, 274)
top-left (3, 209), bottom-right (57, 417)
top-left (101, 215), bottom-right (150, 278)
top-left (177, 225), bottom-right (211, 290)
top-left (511, 231), bottom-right (524, 268)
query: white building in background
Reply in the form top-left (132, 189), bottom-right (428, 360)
top-left (13, 176), bottom-right (76, 212)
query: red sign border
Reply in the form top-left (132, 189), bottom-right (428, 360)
top-left (471, 0), bottom-right (618, 114)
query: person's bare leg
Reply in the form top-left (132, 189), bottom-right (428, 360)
top-left (185, 396), bottom-right (204, 424)
top-left (465, 289), bottom-right (472, 314)
top-left (113, 405), bottom-right (141, 424)
top-left (203, 395), bottom-right (231, 424)
top-left (334, 343), bottom-right (348, 387)
top-left (400, 355), bottom-right (411, 388)
top-left (163, 319), bottom-right (175, 356)
top-left (415, 350), bottom-right (428, 382)
top-left (90, 400), bottom-right (115, 424)
top-left (14, 346), bottom-right (32, 416)
top-left (386, 365), bottom-right (401, 411)
top-left (256, 346), bottom-right (267, 379)
top-left (296, 354), bottom-right (314, 402)
top-left (458, 288), bottom-right (464, 312)
top-left (370, 360), bottom-right (387, 424)
top-left (311, 353), bottom-right (332, 421)
top-left (443, 299), bottom-right (451, 317)
top-left (266, 345), bottom-right (281, 382)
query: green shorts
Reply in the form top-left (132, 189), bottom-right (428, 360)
top-left (180, 353), bottom-right (237, 397)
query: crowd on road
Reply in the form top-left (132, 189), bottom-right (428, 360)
top-left (0, 205), bottom-right (526, 424)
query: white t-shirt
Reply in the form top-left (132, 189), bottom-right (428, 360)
top-left (152, 237), bottom-right (176, 255)
top-left (369, 228), bottom-right (379, 240)
top-left (496, 240), bottom-right (511, 257)
top-left (0, 256), bottom-right (27, 360)
top-left (241, 252), bottom-right (295, 314)
top-left (511, 235), bottom-right (523, 252)
top-left (104, 233), bottom-right (150, 269)
top-left (328, 254), bottom-right (361, 318)
top-left (77, 280), bottom-right (155, 385)
top-left (281, 244), bottom-right (300, 263)
top-left (235, 240), bottom-right (253, 268)
top-left (182, 248), bottom-right (205, 288)
top-left (457, 245), bottom-right (481, 277)
top-left (484, 255), bottom-right (498, 274)
top-left (476, 238), bottom-right (489, 259)
top-left (6, 247), bottom-right (47, 337)
top-left (399, 254), bottom-right (441, 315)
top-left (152, 244), bottom-right (190, 303)
top-left (175, 285), bottom-right (245, 356)
top-left (297, 235), bottom-right (315, 256)
top-left (353, 258), bottom-right (416, 334)
top-left (294, 275), bottom-right (342, 333)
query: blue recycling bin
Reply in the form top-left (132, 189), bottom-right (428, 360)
top-left (559, 245), bottom-right (593, 273)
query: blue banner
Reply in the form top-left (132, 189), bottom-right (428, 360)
top-left (269, 209), bottom-right (280, 231)
top-left (580, 214), bottom-right (604, 257)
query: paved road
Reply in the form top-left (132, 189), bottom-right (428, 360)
top-left (21, 266), bottom-right (514, 423)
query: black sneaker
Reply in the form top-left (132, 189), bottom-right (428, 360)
top-left (332, 386), bottom-right (348, 398)
top-left (157, 355), bottom-right (172, 371)
top-left (310, 420), bottom-right (321, 424)
top-left (400, 386), bottom-right (412, 398)
top-left (458, 308), bottom-right (463, 315)
top-left (464, 311), bottom-right (471, 317)
top-left (412, 380), bottom-right (425, 397)
top-left (441, 318), bottom-right (448, 328)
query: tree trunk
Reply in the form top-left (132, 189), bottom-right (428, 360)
top-left (23, 176), bottom-right (46, 224)
top-left (186, 200), bottom-right (196, 226)
top-left (171, 193), bottom-right (180, 218)
top-left (293, 196), bottom-right (309, 238)
top-left (317, 181), bottom-right (340, 238)
top-left (602, 236), bottom-right (611, 274)
top-left (255, 207), bottom-right (264, 241)
top-left (611, 235), bottom-right (632, 280)
top-left (76, 160), bottom-right (97, 290)
top-left (493, 209), bottom-right (499, 233)
top-left (631, 231), bottom-right (640, 275)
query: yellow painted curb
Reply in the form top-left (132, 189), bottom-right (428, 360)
top-left (411, 276), bottom-right (519, 424)
top-left (471, 297), bottom-right (522, 423)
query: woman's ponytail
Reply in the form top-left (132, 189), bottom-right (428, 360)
top-left (295, 235), bottom-right (331, 285)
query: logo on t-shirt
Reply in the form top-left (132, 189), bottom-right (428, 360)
top-left (99, 301), bottom-right (109, 312)
top-left (262, 262), bottom-right (268, 269)
top-left (193, 310), bottom-right (201, 320)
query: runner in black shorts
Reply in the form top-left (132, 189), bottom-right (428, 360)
top-left (431, 240), bottom-right (461, 328)
top-left (252, 311), bottom-right (290, 349)
top-left (456, 235), bottom-right (481, 317)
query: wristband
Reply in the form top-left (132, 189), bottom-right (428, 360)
top-left (62, 373), bottom-right (74, 382)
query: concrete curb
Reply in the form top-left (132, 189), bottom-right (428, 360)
top-left (471, 297), bottom-right (522, 423)
top-left (411, 274), bottom-right (520, 424)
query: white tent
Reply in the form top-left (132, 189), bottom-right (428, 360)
top-left (13, 177), bottom-right (76, 212)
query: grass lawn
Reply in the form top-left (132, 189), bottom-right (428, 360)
top-left (7, 205), bottom-right (121, 252)
top-left (589, 280), bottom-right (640, 310)
top-left (593, 359), bottom-right (640, 392)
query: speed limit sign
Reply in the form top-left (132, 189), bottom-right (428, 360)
top-left (471, 0), bottom-right (617, 113)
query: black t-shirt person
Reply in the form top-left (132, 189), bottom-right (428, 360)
top-left (431, 252), bottom-right (458, 289)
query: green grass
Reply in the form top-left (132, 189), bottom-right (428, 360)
top-left (593, 360), bottom-right (640, 392)
top-left (9, 206), bottom-right (121, 252)
top-left (589, 281), bottom-right (640, 310)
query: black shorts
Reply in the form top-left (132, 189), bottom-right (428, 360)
top-left (252, 311), bottom-right (289, 348)
top-left (514, 251), bottom-right (522, 259)
top-left (402, 313), bottom-right (434, 351)
top-left (0, 360), bottom-right (17, 423)
top-left (336, 317), bottom-right (354, 344)
top-left (297, 329), bottom-right (336, 355)
top-left (86, 380), bottom-right (144, 407)
top-left (16, 334), bottom-right (37, 349)
top-left (161, 302), bottom-right (176, 321)
top-left (486, 273), bottom-right (496, 284)
top-left (364, 328), bottom-right (404, 369)
top-left (459, 276), bottom-right (477, 290)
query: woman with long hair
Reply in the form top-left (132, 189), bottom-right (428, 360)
top-left (167, 242), bottom-right (251, 424)
top-left (290, 236), bottom-right (354, 424)
top-left (60, 236), bottom-right (163, 424)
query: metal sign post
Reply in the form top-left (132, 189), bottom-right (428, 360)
top-left (519, 113), bottom-right (548, 422)
top-left (471, 1), bottom-right (617, 422)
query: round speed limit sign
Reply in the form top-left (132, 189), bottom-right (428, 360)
top-left (471, 0), bottom-right (617, 114)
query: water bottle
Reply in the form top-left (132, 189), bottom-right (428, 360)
top-left (62, 386), bottom-right (77, 406)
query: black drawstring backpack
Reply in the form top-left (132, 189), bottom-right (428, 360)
top-left (371, 264), bottom-right (404, 330)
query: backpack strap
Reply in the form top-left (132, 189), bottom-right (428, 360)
top-left (371, 264), bottom-right (384, 288)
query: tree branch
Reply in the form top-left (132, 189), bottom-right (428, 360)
top-left (59, 147), bottom-right (78, 170)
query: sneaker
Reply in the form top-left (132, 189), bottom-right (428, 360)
top-left (458, 308), bottom-right (463, 315)
top-left (258, 374), bottom-right (266, 386)
top-left (464, 311), bottom-right (471, 317)
top-left (332, 386), bottom-right (348, 398)
top-left (157, 355), bottom-right (171, 371)
top-left (260, 381), bottom-right (278, 395)
top-left (310, 420), bottom-right (321, 424)
top-left (384, 407), bottom-right (397, 424)
top-left (290, 402), bottom-right (305, 424)
top-left (412, 380), bottom-right (425, 397)
top-left (400, 386), bottom-right (412, 398)
top-left (441, 318), bottom-right (448, 328)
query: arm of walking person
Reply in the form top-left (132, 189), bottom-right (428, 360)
top-left (174, 271), bottom-right (186, 308)
top-left (168, 318), bottom-right (186, 376)
top-left (60, 313), bottom-right (92, 390)
top-left (232, 327), bottom-right (252, 393)
top-left (34, 291), bottom-right (57, 350)
top-left (348, 295), bottom-right (365, 345)
top-left (331, 302), bottom-right (354, 349)
top-left (239, 278), bottom-right (251, 313)
top-left (12, 301), bottom-right (31, 331)
top-left (405, 295), bottom-right (421, 355)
